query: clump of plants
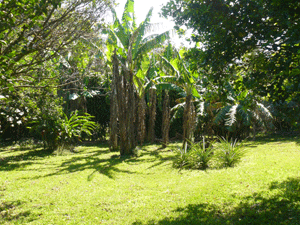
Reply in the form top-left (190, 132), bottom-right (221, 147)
top-left (215, 137), bottom-right (247, 167)
top-left (30, 110), bottom-right (96, 152)
top-left (173, 137), bottom-right (247, 170)
top-left (173, 146), bottom-right (191, 169)
top-left (173, 138), bottom-right (215, 170)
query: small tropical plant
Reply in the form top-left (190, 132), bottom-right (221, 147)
top-left (30, 110), bottom-right (96, 152)
top-left (215, 136), bottom-right (247, 168)
top-left (59, 110), bottom-right (96, 151)
top-left (28, 104), bottom-right (63, 152)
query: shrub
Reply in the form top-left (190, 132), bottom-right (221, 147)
top-left (215, 137), bottom-right (246, 167)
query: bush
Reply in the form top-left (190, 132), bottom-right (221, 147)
top-left (30, 115), bottom-right (61, 151)
top-left (215, 137), bottom-right (246, 167)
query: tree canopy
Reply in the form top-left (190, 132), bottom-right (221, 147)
top-left (0, 0), bottom-right (109, 94)
top-left (162, 0), bottom-right (300, 102)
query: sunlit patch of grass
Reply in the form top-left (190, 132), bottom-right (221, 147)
top-left (0, 136), bottom-right (300, 224)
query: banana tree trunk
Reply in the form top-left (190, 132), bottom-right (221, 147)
top-left (162, 90), bottom-right (170, 148)
top-left (126, 70), bottom-right (137, 152)
top-left (109, 62), bottom-right (118, 151)
top-left (137, 94), bottom-right (146, 145)
top-left (147, 88), bottom-right (157, 143)
top-left (113, 52), bottom-right (136, 156)
top-left (182, 94), bottom-right (196, 152)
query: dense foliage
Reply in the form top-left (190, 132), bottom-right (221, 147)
top-left (162, 0), bottom-right (300, 102)
top-left (1, 0), bottom-right (299, 155)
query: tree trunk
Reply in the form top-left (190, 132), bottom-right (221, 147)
top-left (113, 52), bottom-right (137, 155)
top-left (126, 70), bottom-right (137, 152)
top-left (109, 62), bottom-right (118, 151)
top-left (162, 90), bottom-right (170, 148)
top-left (182, 94), bottom-right (196, 152)
top-left (137, 94), bottom-right (146, 145)
top-left (113, 53), bottom-right (128, 155)
top-left (147, 88), bottom-right (157, 143)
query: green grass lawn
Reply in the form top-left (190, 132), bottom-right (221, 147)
top-left (1, 135), bottom-right (300, 224)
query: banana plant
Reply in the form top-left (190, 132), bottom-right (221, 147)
top-left (154, 44), bottom-right (202, 152)
top-left (106, 0), bottom-right (171, 155)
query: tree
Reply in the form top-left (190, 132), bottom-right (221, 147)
top-left (0, 0), bottom-right (109, 93)
top-left (0, 0), bottom-right (110, 139)
top-left (161, 0), bottom-right (300, 102)
top-left (106, 0), bottom-right (170, 155)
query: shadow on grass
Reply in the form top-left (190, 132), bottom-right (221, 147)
top-left (252, 132), bottom-right (300, 145)
top-left (27, 149), bottom-right (132, 180)
top-left (133, 177), bottom-right (300, 225)
top-left (0, 200), bottom-right (37, 223)
top-left (0, 147), bottom-right (53, 171)
top-left (29, 144), bottom-right (175, 180)
top-left (143, 147), bottom-right (175, 169)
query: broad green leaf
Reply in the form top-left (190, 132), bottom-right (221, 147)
top-left (122, 0), bottom-right (136, 31)
top-left (134, 31), bottom-right (170, 60)
top-left (191, 86), bottom-right (201, 98)
top-left (239, 90), bottom-right (248, 100)
top-left (156, 83), bottom-right (182, 92)
top-left (132, 7), bottom-right (153, 59)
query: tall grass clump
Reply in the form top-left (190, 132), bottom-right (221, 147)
top-left (173, 146), bottom-right (191, 169)
top-left (215, 137), bottom-right (247, 167)
top-left (173, 138), bottom-right (214, 170)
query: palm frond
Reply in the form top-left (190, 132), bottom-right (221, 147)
top-left (214, 105), bottom-right (231, 125)
top-left (171, 103), bottom-right (185, 113)
top-left (131, 7), bottom-right (153, 59)
top-left (256, 102), bottom-right (273, 119)
top-left (155, 83), bottom-right (182, 92)
top-left (158, 55), bottom-right (180, 78)
top-left (106, 28), bottom-right (125, 50)
top-left (134, 31), bottom-right (170, 60)
top-left (164, 43), bottom-right (175, 61)
top-left (239, 108), bottom-right (251, 126)
top-left (133, 75), bottom-right (145, 97)
top-left (110, 6), bottom-right (128, 49)
top-left (225, 104), bottom-right (239, 127)
top-left (140, 33), bottom-right (160, 44)
top-left (121, 0), bottom-right (136, 31)
top-left (171, 103), bottom-right (185, 122)
top-left (251, 109), bottom-right (263, 126)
